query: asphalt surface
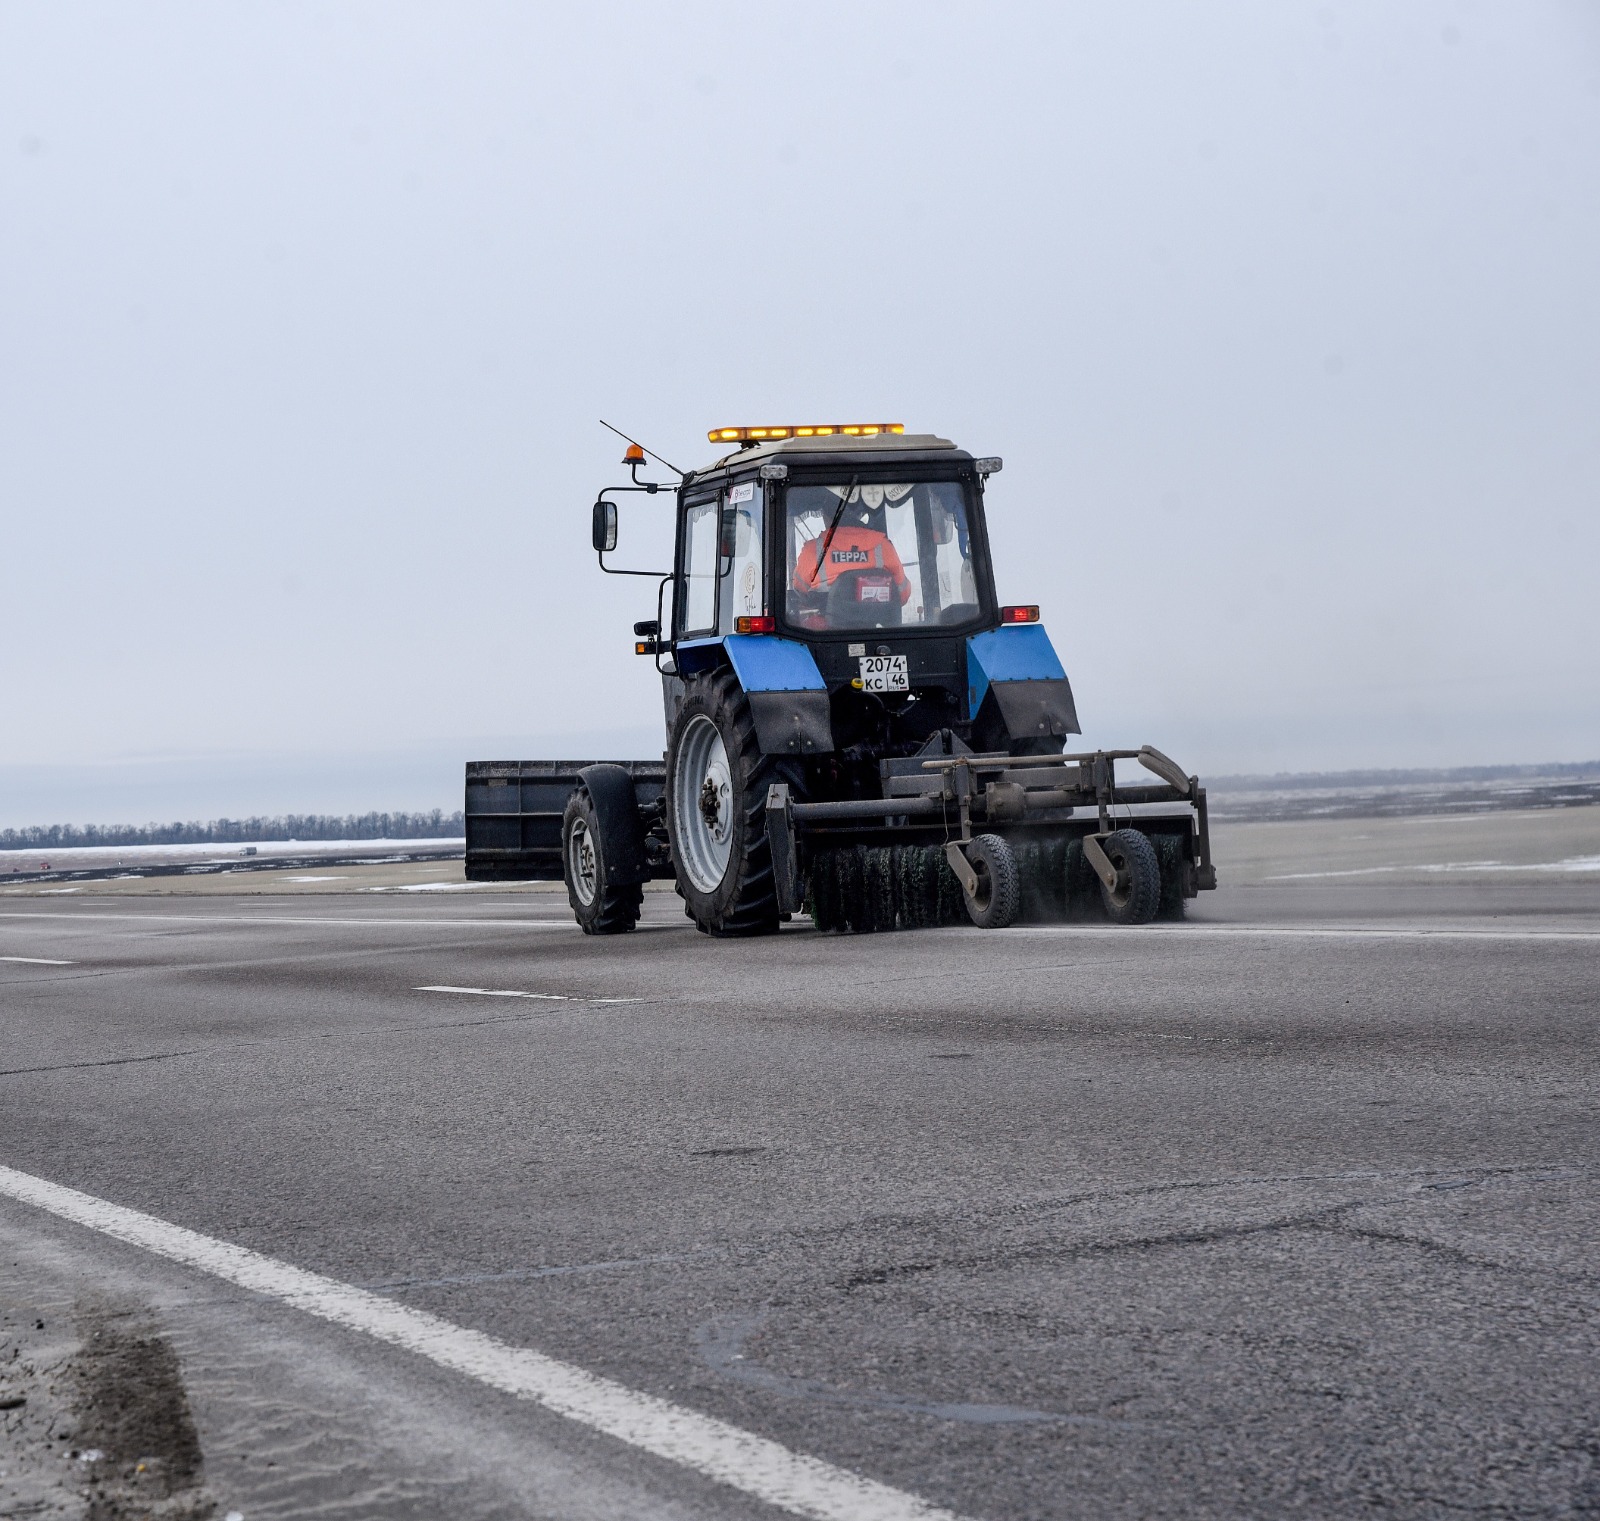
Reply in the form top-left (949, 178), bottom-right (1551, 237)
top-left (1, 816), bottom-right (1597, 1519)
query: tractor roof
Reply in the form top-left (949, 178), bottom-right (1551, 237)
top-left (694, 432), bottom-right (960, 480)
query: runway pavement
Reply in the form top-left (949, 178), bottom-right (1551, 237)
top-left (1, 811), bottom-right (1596, 1518)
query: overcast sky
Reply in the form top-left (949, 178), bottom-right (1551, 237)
top-left (3, 2), bottom-right (1597, 825)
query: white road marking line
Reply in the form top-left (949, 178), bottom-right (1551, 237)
top-left (8, 910), bottom-right (1593, 944)
top-left (418, 984), bottom-right (643, 1005)
top-left (1268, 855), bottom-right (1600, 879)
top-left (1003, 925), bottom-right (1600, 943)
top-left (0, 912), bottom-right (574, 929)
top-left (0, 955), bottom-right (75, 965)
top-left (0, 1164), bottom-right (961, 1521)
top-left (1262, 866), bottom-right (1400, 880)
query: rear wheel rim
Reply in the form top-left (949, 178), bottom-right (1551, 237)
top-left (674, 714), bottom-right (734, 894)
top-left (568, 816), bottom-right (598, 906)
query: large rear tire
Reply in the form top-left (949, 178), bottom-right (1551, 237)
top-left (562, 785), bottom-right (643, 935)
top-left (666, 668), bottom-right (789, 937)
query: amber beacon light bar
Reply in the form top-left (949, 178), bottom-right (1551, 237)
top-left (708, 424), bottom-right (905, 444)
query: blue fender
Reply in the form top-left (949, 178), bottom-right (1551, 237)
top-left (966, 625), bottom-right (1081, 739)
top-left (706, 635), bottom-right (834, 755)
top-left (723, 635), bottom-right (827, 694)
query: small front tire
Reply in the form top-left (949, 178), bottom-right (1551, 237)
top-left (1098, 827), bottom-right (1161, 926)
top-left (962, 833), bottom-right (1021, 929)
top-left (562, 785), bottom-right (643, 935)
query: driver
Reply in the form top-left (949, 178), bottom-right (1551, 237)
top-left (792, 500), bottom-right (913, 608)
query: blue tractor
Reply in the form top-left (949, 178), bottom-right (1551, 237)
top-left (464, 424), bottom-right (1216, 935)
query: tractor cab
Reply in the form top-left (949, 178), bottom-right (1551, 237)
top-left (673, 428), bottom-right (995, 648)
top-left (597, 426), bottom-right (1080, 785)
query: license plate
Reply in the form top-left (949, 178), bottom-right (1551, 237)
top-left (858, 654), bottom-right (909, 692)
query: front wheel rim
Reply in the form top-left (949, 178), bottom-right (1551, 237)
top-left (1103, 847), bottom-right (1131, 908)
top-left (673, 714), bottom-right (734, 894)
top-left (568, 817), bottom-right (598, 905)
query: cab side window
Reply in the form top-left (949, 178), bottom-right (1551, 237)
top-left (680, 495), bottom-right (720, 636)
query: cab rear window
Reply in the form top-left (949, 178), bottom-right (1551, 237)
top-left (785, 481), bottom-right (978, 632)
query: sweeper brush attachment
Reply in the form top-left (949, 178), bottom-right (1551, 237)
top-left (806, 844), bottom-right (968, 933)
top-left (803, 818), bottom-right (1197, 934)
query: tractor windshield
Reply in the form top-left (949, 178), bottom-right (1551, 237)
top-left (785, 480), bottom-right (979, 632)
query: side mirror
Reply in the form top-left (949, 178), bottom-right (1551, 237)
top-left (592, 500), bottom-right (618, 553)
top-left (632, 619), bottom-right (660, 637)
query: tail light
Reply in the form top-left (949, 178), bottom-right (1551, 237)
top-left (1000, 605), bottom-right (1040, 623)
top-left (735, 615), bottom-right (776, 635)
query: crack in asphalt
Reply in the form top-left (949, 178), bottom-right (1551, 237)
top-left (2, 937), bottom-right (568, 983)
top-left (0, 998), bottom-right (679, 1083)
top-left (840, 1262), bottom-right (940, 1290)
top-left (719, 1164), bottom-right (1593, 1302)
top-left (0, 970), bottom-right (133, 989)
top-left (1322, 1221), bottom-right (1600, 1287)
top-left (792, 1161), bottom-right (1593, 1250)
top-left (832, 1201), bottom-right (1367, 1291)
top-left (361, 1251), bottom-right (711, 1292)
top-left (0, 1049), bottom-right (207, 1078)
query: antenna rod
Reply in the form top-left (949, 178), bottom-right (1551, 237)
top-left (598, 419), bottom-right (683, 478)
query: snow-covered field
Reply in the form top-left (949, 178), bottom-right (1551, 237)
top-left (0, 838), bottom-right (464, 875)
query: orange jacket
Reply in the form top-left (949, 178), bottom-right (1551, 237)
top-left (793, 526), bottom-right (912, 603)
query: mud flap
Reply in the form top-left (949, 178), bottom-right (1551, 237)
top-left (989, 677), bottom-right (1081, 742)
top-left (746, 689), bottom-right (834, 756)
top-left (765, 783), bottom-right (802, 914)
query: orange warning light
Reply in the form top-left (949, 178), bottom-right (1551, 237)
top-left (707, 424), bottom-right (905, 444)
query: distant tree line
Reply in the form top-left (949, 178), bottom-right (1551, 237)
top-left (0, 811), bottom-right (466, 851)
top-left (1209, 760), bottom-right (1600, 792)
